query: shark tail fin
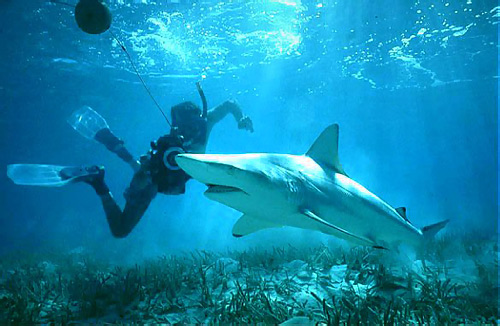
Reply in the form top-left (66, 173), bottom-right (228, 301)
top-left (421, 219), bottom-right (449, 239)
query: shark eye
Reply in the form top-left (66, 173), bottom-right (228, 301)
top-left (227, 166), bottom-right (238, 176)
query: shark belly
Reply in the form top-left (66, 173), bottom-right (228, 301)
top-left (319, 205), bottom-right (422, 247)
top-left (309, 177), bottom-right (423, 247)
top-left (206, 188), bottom-right (296, 221)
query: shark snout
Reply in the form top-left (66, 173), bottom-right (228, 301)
top-left (175, 154), bottom-right (241, 186)
top-left (175, 153), bottom-right (201, 169)
top-left (175, 154), bottom-right (210, 181)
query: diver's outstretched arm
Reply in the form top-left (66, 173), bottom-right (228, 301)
top-left (90, 166), bottom-right (158, 238)
top-left (206, 100), bottom-right (254, 133)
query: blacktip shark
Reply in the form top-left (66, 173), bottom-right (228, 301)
top-left (175, 124), bottom-right (448, 249)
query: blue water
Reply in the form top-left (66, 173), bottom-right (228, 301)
top-left (0, 0), bottom-right (497, 262)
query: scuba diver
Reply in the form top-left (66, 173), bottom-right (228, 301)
top-left (7, 83), bottom-right (254, 238)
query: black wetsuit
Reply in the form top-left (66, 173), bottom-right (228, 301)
top-left (87, 99), bottom-right (251, 238)
top-left (91, 130), bottom-right (203, 238)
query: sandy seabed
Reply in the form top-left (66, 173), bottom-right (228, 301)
top-left (1, 233), bottom-right (498, 325)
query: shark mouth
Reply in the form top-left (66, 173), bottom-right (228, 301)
top-left (205, 184), bottom-right (247, 194)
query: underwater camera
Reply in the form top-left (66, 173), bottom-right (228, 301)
top-left (149, 135), bottom-right (191, 195)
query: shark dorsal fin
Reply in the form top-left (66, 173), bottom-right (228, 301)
top-left (396, 207), bottom-right (407, 218)
top-left (306, 124), bottom-right (347, 175)
top-left (396, 207), bottom-right (412, 223)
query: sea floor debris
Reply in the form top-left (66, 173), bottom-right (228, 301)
top-left (0, 234), bottom-right (498, 324)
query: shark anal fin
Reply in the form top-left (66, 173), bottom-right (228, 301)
top-left (232, 214), bottom-right (282, 237)
top-left (305, 124), bottom-right (347, 176)
top-left (301, 209), bottom-right (374, 246)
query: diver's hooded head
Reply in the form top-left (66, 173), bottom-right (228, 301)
top-left (171, 101), bottom-right (207, 148)
top-left (171, 101), bottom-right (202, 125)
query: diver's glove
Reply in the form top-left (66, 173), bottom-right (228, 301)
top-left (238, 116), bottom-right (254, 133)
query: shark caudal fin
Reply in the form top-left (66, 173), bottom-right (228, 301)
top-left (417, 219), bottom-right (450, 260)
top-left (421, 219), bottom-right (449, 239)
top-left (306, 124), bottom-right (347, 176)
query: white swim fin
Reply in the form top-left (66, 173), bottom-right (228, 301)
top-left (7, 164), bottom-right (100, 187)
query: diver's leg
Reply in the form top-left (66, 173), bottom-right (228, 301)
top-left (82, 167), bottom-right (122, 226)
top-left (69, 107), bottom-right (140, 172)
top-left (94, 128), bottom-right (140, 172)
top-left (88, 166), bottom-right (158, 238)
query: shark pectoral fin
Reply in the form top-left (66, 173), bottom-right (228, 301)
top-left (232, 215), bottom-right (282, 238)
top-left (305, 124), bottom-right (347, 176)
top-left (301, 209), bottom-right (374, 246)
